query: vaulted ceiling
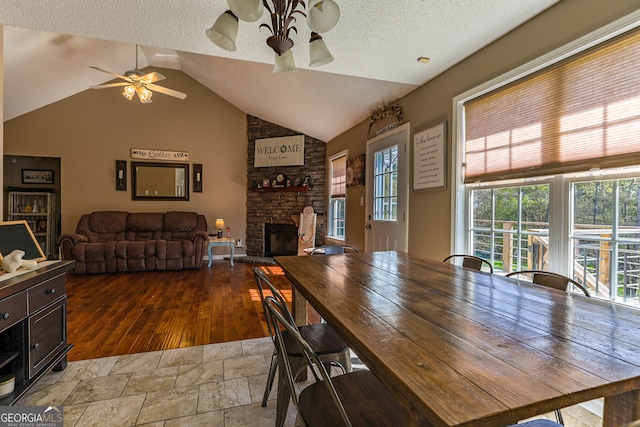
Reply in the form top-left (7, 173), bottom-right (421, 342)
top-left (1, 0), bottom-right (559, 141)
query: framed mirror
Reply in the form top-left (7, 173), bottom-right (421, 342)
top-left (131, 162), bottom-right (189, 201)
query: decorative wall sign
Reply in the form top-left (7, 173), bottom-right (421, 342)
top-left (254, 135), bottom-right (304, 167)
top-left (346, 154), bottom-right (365, 188)
top-left (130, 148), bottom-right (190, 162)
top-left (413, 122), bottom-right (447, 190)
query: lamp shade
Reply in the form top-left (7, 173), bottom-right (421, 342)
top-left (206, 10), bottom-right (239, 51)
top-left (273, 50), bottom-right (297, 73)
top-left (307, 0), bottom-right (340, 33)
top-left (215, 219), bottom-right (225, 229)
top-left (227, 0), bottom-right (263, 22)
top-left (309, 32), bottom-right (334, 67)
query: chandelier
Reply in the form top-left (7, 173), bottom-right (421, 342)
top-left (206, 0), bottom-right (340, 73)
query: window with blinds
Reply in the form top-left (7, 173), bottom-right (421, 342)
top-left (331, 155), bottom-right (346, 197)
top-left (464, 28), bottom-right (640, 183)
top-left (328, 153), bottom-right (346, 239)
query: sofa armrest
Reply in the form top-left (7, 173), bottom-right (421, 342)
top-left (57, 233), bottom-right (89, 260)
top-left (190, 231), bottom-right (208, 266)
top-left (190, 231), bottom-right (209, 242)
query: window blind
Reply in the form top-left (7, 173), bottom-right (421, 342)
top-left (464, 28), bottom-right (640, 183)
top-left (331, 155), bottom-right (346, 197)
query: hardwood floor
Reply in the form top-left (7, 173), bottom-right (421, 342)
top-left (65, 261), bottom-right (293, 361)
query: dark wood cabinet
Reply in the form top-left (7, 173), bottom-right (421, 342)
top-left (0, 261), bottom-right (74, 405)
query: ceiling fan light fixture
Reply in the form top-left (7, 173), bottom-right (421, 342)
top-left (309, 32), bottom-right (333, 67)
top-left (227, 0), bottom-right (264, 22)
top-left (90, 44), bottom-right (186, 103)
top-left (273, 50), bottom-right (297, 73)
top-left (137, 87), bottom-right (153, 103)
top-left (307, 0), bottom-right (340, 33)
top-left (122, 85), bottom-right (136, 100)
top-left (206, 10), bottom-right (239, 51)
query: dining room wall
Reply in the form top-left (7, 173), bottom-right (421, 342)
top-left (326, 0), bottom-right (640, 261)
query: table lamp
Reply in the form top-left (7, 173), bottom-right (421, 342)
top-left (215, 219), bottom-right (225, 238)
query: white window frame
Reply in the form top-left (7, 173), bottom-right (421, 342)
top-left (452, 10), bottom-right (640, 278)
top-left (327, 150), bottom-right (347, 241)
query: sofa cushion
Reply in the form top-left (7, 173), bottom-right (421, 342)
top-left (164, 211), bottom-right (198, 232)
top-left (86, 211), bottom-right (128, 242)
top-left (126, 213), bottom-right (164, 241)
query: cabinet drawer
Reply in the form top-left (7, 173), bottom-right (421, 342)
top-left (0, 291), bottom-right (27, 333)
top-left (28, 274), bottom-right (65, 314)
top-left (29, 297), bottom-right (67, 379)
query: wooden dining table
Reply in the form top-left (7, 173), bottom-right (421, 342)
top-left (275, 251), bottom-right (640, 427)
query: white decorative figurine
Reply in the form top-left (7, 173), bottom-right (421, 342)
top-left (1, 250), bottom-right (38, 273)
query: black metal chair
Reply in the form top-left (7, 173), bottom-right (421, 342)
top-left (310, 245), bottom-right (360, 255)
top-left (443, 254), bottom-right (494, 273)
top-left (264, 295), bottom-right (403, 427)
top-left (253, 267), bottom-right (352, 427)
top-left (505, 270), bottom-right (591, 297)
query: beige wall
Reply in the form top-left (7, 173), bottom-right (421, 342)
top-left (3, 69), bottom-right (248, 250)
top-left (327, 0), bottom-right (640, 261)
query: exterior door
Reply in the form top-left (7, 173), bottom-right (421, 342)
top-left (365, 123), bottom-right (409, 252)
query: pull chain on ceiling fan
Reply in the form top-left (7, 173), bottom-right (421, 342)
top-left (89, 45), bottom-right (186, 103)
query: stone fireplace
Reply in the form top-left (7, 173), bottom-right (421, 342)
top-left (246, 115), bottom-right (326, 257)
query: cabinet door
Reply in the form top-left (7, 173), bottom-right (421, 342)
top-left (28, 297), bottom-right (66, 379)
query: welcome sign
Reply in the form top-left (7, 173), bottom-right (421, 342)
top-left (255, 135), bottom-right (304, 167)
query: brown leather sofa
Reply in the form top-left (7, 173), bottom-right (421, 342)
top-left (57, 211), bottom-right (208, 274)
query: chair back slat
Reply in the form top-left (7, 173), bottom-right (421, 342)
top-left (443, 254), bottom-right (494, 273)
top-left (506, 270), bottom-right (591, 297)
top-left (310, 245), bottom-right (360, 256)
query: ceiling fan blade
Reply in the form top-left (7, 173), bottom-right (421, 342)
top-left (139, 72), bottom-right (166, 84)
top-left (89, 66), bottom-right (131, 82)
top-left (145, 84), bottom-right (187, 100)
top-left (90, 82), bottom-right (130, 89)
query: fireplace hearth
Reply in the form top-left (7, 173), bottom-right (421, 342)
top-left (264, 223), bottom-right (298, 257)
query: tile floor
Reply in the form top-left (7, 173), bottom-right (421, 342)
top-left (18, 336), bottom-right (603, 427)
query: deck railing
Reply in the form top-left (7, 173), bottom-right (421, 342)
top-left (473, 220), bottom-right (640, 307)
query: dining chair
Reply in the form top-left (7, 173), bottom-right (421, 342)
top-left (310, 245), bottom-right (360, 255)
top-left (443, 254), bottom-right (494, 273)
top-left (505, 270), bottom-right (591, 297)
top-left (253, 267), bottom-right (352, 427)
top-left (264, 295), bottom-right (404, 427)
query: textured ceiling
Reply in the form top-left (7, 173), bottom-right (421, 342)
top-left (1, 0), bottom-right (559, 141)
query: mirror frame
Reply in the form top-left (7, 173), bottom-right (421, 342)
top-left (131, 161), bottom-right (190, 201)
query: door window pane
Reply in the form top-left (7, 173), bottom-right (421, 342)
top-left (373, 145), bottom-right (398, 221)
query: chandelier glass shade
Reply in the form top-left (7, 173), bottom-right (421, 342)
top-left (206, 0), bottom-right (339, 73)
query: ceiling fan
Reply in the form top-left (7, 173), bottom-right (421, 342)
top-left (89, 45), bottom-right (186, 103)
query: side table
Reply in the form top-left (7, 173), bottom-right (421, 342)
top-left (208, 237), bottom-right (235, 267)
